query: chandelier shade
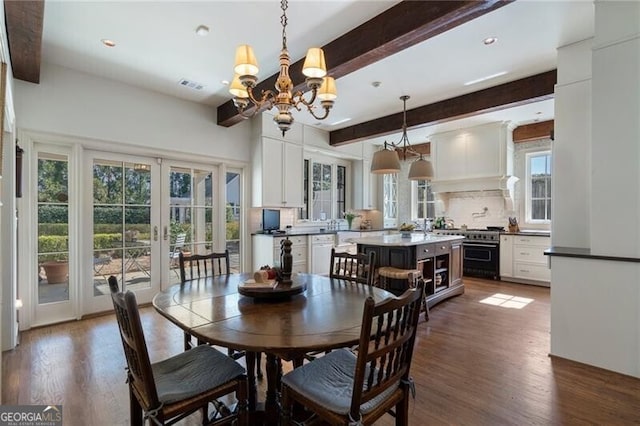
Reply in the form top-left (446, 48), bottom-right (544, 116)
top-left (229, 0), bottom-right (337, 136)
top-left (302, 48), bottom-right (327, 78)
top-left (370, 145), bottom-right (401, 174)
top-left (233, 45), bottom-right (259, 76)
top-left (370, 95), bottom-right (434, 180)
top-left (408, 156), bottom-right (434, 180)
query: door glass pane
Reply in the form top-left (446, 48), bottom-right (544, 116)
top-left (168, 166), bottom-right (216, 283)
top-left (226, 171), bottom-right (241, 273)
top-left (92, 160), bottom-right (152, 294)
top-left (37, 154), bottom-right (70, 304)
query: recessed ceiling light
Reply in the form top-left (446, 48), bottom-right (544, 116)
top-left (536, 111), bottom-right (542, 115)
top-left (483, 37), bottom-right (497, 45)
top-left (371, 81), bottom-right (381, 88)
top-left (463, 71), bottom-right (507, 86)
top-left (101, 39), bottom-right (116, 48)
top-left (221, 80), bottom-right (230, 86)
top-left (195, 25), bottom-right (210, 36)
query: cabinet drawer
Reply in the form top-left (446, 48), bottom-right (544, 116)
top-left (273, 235), bottom-right (307, 248)
top-left (292, 263), bottom-right (307, 274)
top-left (272, 246), bottom-right (307, 263)
top-left (311, 234), bottom-right (335, 245)
top-left (514, 236), bottom-right (550, 247)
top-left (416, 244), bottom-right (435, 260)
top-left (514, 262), bottom-right (550, 281)
top-left (513, 246), bottom-right (547, 264)
top-left (435, 242), bottom-right (451, 256)
top-left (500, 235), bottom-right (513, 244)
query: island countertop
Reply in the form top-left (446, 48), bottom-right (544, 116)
top-left (351, 233), bottom-right (465, 247)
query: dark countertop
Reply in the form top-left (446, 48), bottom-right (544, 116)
top-left (252, 228), bottom-right (390, 237)
top-left (502, 231), bottom-right (551, 237)
top-left (544, 246), bottom-right (640, 263)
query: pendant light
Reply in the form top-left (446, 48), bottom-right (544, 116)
top-left (370, 95), bottom-right (434, 180)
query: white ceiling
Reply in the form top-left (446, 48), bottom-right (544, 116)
top-left (41, 0), bottom-right (595, 145)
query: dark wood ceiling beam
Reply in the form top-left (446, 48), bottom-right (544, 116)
top-left (4, 0), bottom-right (45, 83)
top-left (513, 120), bottom-right (554, 142)
top-left (330, 70), bottom-right (557, 146)
top-left (217, 0), bottom-right (513, 127)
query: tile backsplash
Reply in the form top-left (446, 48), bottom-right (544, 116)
top-left (438, 190), bottom-right (512, 229)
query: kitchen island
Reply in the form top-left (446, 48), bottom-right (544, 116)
top-left (351, 233), bottom-right (465, 308)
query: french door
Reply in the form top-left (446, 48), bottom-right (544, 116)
top-left (32, 144), bottom-right (77, 325)
top-left (29, 146), bottom-right (236, 320)
top-left (85, 152), bottom-right (161, 313)
top-left (160, 161), bottom-right (223, 286)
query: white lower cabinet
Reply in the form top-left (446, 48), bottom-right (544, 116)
top-left (500, 234), bottom-right (550, 286)
top-left (252, 234), bottom-right (308, 272)
top-left (310, 234), bottom-right (335, 275)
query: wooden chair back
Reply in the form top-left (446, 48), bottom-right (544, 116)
top-left (179, 250), bottom-right (230, 282)
top-left (350, 279), bottom-right (425, 421)
top-left (108, 276), bottom-right (160, 413)
top-left (329, 248), bottom-right (376, 286)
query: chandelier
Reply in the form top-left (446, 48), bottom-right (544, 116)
top-left (229, 0), bottom-right (337, 136)
top-left (370, 95), bottom-right (434, 180)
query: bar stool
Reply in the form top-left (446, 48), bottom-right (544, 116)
top-left (377, 267), bottom-right (429, 321)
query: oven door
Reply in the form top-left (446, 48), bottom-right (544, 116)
top-left (463, 242), bottom-right (499, 279)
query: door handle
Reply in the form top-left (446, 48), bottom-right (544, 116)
top-left (153, 226), bottom-right (158, 242)
top-left (163, 226), bottom-right (168, 241)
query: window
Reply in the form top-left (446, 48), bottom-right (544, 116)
top-left (302, 157), bottom-right (350, 220)
top-left (312, 162), bottom-right (332, 219)
top-left (383, 174), bottom-right (397, 220)
top-left (413, 180), bottom-right (435, 219)
top-left (336, 165), bottom-right (346, 219)
top-left (527, 151), bottom-right (551, 222)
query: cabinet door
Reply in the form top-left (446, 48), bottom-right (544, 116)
top-left (283, 142), bottom-right (303, 206)
top-left (450, 242), bottom-right (462, 286)
top-left (499, 235), bottom-right (513, 278)
top-left (262, 138), bottom-right (284, 206)
top-left (352, 159), bottom-right (378, 210)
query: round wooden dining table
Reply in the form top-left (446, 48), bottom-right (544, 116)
top-left (152, 272), bottom-right (393, 424)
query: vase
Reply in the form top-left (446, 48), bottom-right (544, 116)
top-left (346, 218), bottom-right (353, 230)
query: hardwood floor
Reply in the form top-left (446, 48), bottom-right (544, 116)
top-left (3, 278), bottom-right (640, 425)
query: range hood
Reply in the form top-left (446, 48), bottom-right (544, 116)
top-left (428, 122), bottom-right (517, 201)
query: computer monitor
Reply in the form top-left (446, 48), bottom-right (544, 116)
top-left (262, 209), bottom-right (281, 233)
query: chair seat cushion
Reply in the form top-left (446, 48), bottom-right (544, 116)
top-left (281, 348), bottom-right (399, 415)
top-left (378, 267), bottom-right (420, 279)
top-left (152, 345), bottom-right (246, 404)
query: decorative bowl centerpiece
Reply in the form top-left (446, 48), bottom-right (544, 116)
top-left (398, 223), bottom-right (415, 238)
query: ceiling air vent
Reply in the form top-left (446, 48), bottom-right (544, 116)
top-left (179, 79), bottom-right (205, 91)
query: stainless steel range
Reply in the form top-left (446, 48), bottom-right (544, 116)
top-left (433, 228), bottom-right (501, 279)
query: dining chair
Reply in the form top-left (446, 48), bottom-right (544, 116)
top-left (179, 251), bottom-right (230, 351)
top-left (179, 250), bottom-right (230, 283)
top-left (329, 248), bottom-right (376, 286)
top-left (178, 252), bottom-right (263, 379)
top-left (280, 279), bottom-right (425, 426)
top-left (108, 276), bottom-right (248, 426)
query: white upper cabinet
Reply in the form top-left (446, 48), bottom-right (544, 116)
top-left (252, 115), bottom-right (304, 207)
top-left (352, 159), bottom-right (377, 210)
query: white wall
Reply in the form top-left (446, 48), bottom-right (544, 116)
top-left (551, 1), bottom-right (640, 378)
top-left (14, 63), bottom-right (252, 162)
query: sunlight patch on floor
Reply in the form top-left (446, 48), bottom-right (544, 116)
top-left (479, 293), bottom-right (534, 309)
